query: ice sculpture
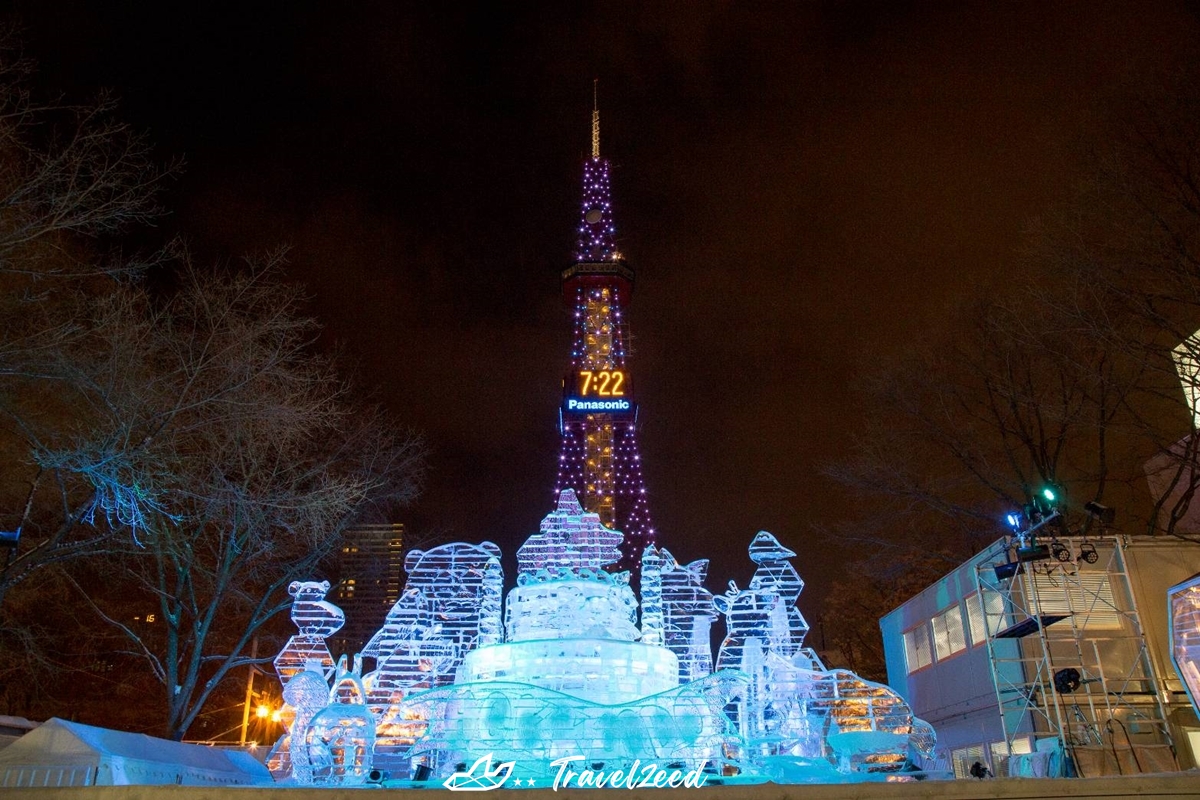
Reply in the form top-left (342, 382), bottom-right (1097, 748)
top-left (277, 661), bottom-right (330, 783)
top-left (657, 548), bottom-right (717, 683)
top-left (271, 498), bottom-right (934, 785)
top-left (384, 541), bottom-right (503, 685)
top-left (360, 541), bottom-right (502, 774)
top-left (274, 581), bottom-right (342, 682)
top-left (305, 655), bottom-right (376, 786)
top-left (713, 531), bottom-right (929, 777)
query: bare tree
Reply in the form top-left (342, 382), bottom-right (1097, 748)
top-left (0, 46), bottom-right (172, 603)
top-left (819, 69), bottom-right (1200, 670)
top-left (42, 256), bottom-right (426, 739)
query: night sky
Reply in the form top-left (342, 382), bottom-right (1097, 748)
top-left (10, 2), bottom-right (1200, 611)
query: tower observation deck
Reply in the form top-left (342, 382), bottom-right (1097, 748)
top-left (554, 87), bottom-right (654, 573)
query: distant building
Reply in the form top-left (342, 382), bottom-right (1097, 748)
top-left (880, 534), bottom-right (1200, 778)
top-left (331, 523), bottom-right (404, 656)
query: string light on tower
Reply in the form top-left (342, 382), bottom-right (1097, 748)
top-left (555, 82), bottom-right (655, 573)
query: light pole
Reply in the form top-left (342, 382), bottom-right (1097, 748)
top-left (239, 637), bottom-right (259, 745)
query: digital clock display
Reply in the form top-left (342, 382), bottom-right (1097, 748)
top-left (574, 369), bottom-right (627, 397)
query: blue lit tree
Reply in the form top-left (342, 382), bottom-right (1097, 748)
top-left (52, 257), bottom-right (427, 740)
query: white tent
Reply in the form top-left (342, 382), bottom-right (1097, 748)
top-left (0, 718), bottom-right (273, 787)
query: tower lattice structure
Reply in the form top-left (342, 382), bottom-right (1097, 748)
top-left (555, 90), bottom-right (654, 573)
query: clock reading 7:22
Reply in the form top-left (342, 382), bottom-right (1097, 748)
top-left (576, 370), bottom-right (626, 397)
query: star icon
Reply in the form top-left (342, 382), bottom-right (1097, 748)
top-left (527, 778), bottom-right (536, 787)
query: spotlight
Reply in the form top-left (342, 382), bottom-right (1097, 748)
top-left (1084, 501), bottom-right (1116, 525)
top-left (1053, 667), bottom-right (1082, 694)
top-left (1016, 543), bottom-right (1051, 563)
top-left (1079, 542), bottom-right (1099, 564)
top-left (1032, 484), bottom-right (1062, 516)
top-left (1051, 541), bottom-right (1071, 562)
top-left (255, 705), bottom-right (269, 719)
top-left (1005, 512), bottom-right (1022, 530)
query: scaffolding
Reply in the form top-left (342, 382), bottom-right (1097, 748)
top-left (973, 534), bottom-right (1176, 776)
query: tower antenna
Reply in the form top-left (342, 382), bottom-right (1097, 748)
top-left (591, 79), bottom-right (600, 159)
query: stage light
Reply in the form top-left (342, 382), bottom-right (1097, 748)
top-left (1016, 543), bottom-right (1051, 563)
top-left (1032, 484), bottom-right (1061, 516)
top-left (1079, 542), bottom-right (1099, 564)
top-left (1051, 541), bottom-right (1071, 562)
top-left (1005, 512), bottom-right (1022, 530)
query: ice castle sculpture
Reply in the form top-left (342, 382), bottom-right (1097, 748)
top-left (269, 489), bottom-right (934, 785)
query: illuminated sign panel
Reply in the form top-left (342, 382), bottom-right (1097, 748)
top-left (563, 397), bottom-right (635, 413)
top-left (573, 369), bottom-right (628, 398)
top-left (562, 369), bottom-right (635, 415)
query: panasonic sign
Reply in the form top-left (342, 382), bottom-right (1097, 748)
top-left (564, 398), bottom-right (633, 412)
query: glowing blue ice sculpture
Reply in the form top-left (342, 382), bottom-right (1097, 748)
top-left (363, 542), bottom-right (503, 776)
top-left (395, 490), bottom-right (745, 781)
top-left (271, 500), bottom-right (936, 784)
top-left (268, 580), bottom-right (344, 781)
top-left (305, 655), bottom-right (376, 786)
top-left (655, 547), bottom-right (717, 683)
top-left (714, 531), bottom-right (932, 777)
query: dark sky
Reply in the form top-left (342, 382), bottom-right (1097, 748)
top-left (10, 2), bottom-right (1200, 611)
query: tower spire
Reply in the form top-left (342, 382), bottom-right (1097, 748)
top-left (591, 79), bottom-right (600, 159)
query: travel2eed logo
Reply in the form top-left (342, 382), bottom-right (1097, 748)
top-left (443, 754), bottom-right (710, 791)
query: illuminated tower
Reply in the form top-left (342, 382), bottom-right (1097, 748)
top-left (555, 86), bottom-right (654, 572)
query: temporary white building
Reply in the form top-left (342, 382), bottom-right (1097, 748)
top-left (0, 718), bottom-right (272, 787)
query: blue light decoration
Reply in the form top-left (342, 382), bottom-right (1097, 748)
top-left (267, 490), bottom-right (935, 785)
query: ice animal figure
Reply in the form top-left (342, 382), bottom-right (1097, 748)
top-left (274, 581), bottom-right (343, 682)
top-left (766, 656), bottom-right (930, 774)
top-left (640, 546), bottom-right (664, 646)
top-left (306, 655), bottom-right (376, 786)
top-left (715, 531), bottom-right (932, 776)
top-left (273, 660), bottom-right (330, 783)
top-left (714, 532), bottom-right (807, 673)
top-left (373, 541), bottom-right (503, 686)
top-left (655, 548), bottom-right (717, 683)
top-left (362, 544), bottom-right (501, 777)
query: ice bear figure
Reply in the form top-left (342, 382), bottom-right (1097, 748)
top-left (390, 541), bottom-right (503, 687)
top-left (274, 580), bottom-right (344, 682)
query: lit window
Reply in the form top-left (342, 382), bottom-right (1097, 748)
top-left (951, 744), bottom-right (986, 779)
top-left (966, 591), bottom-right (1008, 644)
top-left (932, 604), bottom-right (967, 660)
top-left (903, 624), bottom-right (933, 673)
